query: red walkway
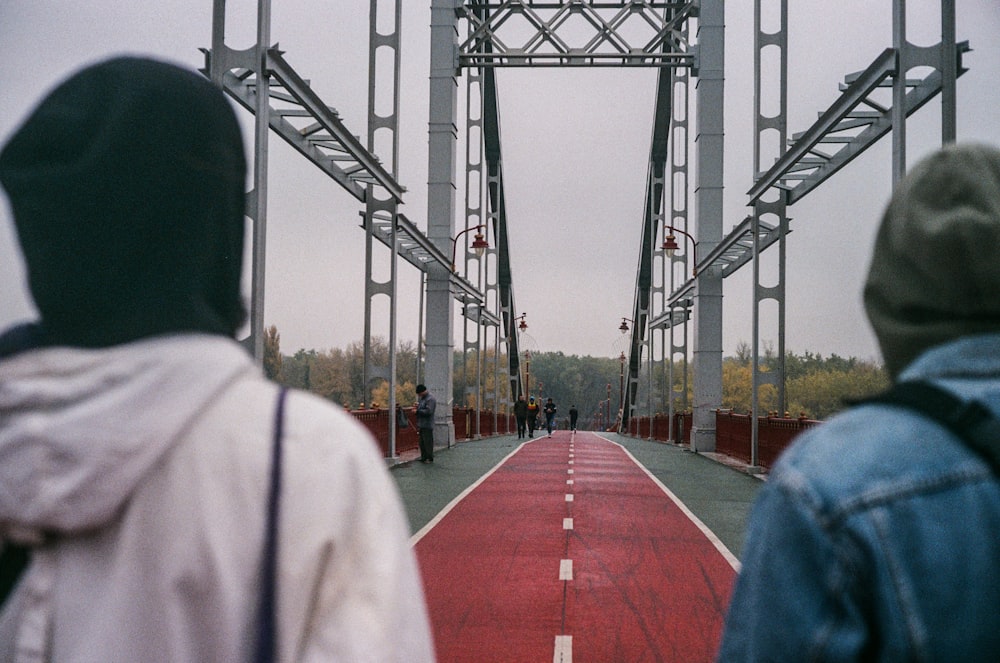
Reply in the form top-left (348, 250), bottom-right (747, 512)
top-left (413, 431), bottom-right (739, 662)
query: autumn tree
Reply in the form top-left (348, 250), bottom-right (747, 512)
top-left (263, 325), bottom-right (282, 381)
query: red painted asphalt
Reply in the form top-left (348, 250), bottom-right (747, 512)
top-left (413, 431), bottom-right (739, 662)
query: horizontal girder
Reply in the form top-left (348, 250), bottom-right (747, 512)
top-left (458, 1), bottom-right (696, 68)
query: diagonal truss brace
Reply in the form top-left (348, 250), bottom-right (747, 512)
top-left (748, 42), bottom-right (969, 205)
top-left (202, 46), bottom-right (405, 203)
top-left (204, 46), bottom-right (492, 324)
top-left (652, 215), bottom-right (789, 324)
top-left (457, 1), bottom-right (697, 67)
top-left (656, 38), bottom-right (967, 324)
top-left (367, 212), bottom-right (498, 325)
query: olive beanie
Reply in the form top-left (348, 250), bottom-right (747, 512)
top-left (864, 143), bottom-right (1000, 379)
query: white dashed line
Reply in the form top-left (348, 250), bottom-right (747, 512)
top-left (563, 518), bottom-right (573, 530)
top-left (559, 559), bottom-right (573, 580)
top-left (553, 635), bottom-right (572, 662)
top-left (565, 494), bottom-right (574, 502)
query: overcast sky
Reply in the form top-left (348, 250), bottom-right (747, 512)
top-left (2, 1), bottom-right (998, 361)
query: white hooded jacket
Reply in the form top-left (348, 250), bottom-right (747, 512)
top-left (0, 334), bottom-right (435, 662)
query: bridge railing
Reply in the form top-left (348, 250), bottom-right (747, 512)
top-left (350, 406), bottom-right (516, 458)
top-left (626, 410), bottom-right (820, 470)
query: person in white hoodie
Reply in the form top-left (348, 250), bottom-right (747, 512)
top-left (0, 56), bottom-right (435, 662)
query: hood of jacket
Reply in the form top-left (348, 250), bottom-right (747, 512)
top-left (0, 334), bottom-right (255, 542)
top-left (864, 142), bottom-right (1000, 379)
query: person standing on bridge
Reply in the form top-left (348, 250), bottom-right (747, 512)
top-left (718, 143), bottom-right (1000, 661)
top-left (0, 57), bottom-right (434, 662)
top-left (569, 404), bottom-right (579, 431)
top-left (543, 397), bottom-right (557, 437)
top-left (415, 383), bottom-right (437, 463)
top-left (513, 394), bottom-right (529, 439)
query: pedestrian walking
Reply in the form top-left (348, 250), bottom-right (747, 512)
top-left (526, 396), bottom-right (540, 437)
top-left (513, 394), bottom-right (528, 439)
top-left (0, 56), bottom-right (434, 662)
top-left (543, 397), bottom-right (557, 437)
top-left (569, 404), bottom-right (579, 431)
top-left (415, 384), bottom-right (437, 463)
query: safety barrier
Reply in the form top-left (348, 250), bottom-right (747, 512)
top-left (351, 406), bottom-right (516, 458)
top-left (715, 410), bottom-right (820, 469)
top-left (624, 410), bottom-right (817, 470)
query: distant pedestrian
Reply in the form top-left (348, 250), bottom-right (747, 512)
top-left (513, 394), bottom-right (528, 439)
top-left (415, 384), bottom-right (437, 463)
top-left (543, 397), bottom-right (557, 437)
top-left (569, 405), bottom-right (579, 431)
top-left (526, 396), bottom-right (540, 437)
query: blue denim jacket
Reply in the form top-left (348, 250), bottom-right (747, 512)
top-left (718, 335), bottom-right (1000, 662)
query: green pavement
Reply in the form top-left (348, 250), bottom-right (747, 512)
top-left (390, 431), bottom-right (763, 560)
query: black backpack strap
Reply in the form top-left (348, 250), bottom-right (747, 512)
top-left (859, 381), bottom-right (1000, 474)
top-left (0, 542), bottom-right (30, 609)
top-left (255, 386), bottom-right (288, 663)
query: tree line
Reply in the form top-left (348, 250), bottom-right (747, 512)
top-left (263, 326), bottom-right (887, 422)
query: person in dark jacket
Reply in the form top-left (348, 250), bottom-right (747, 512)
top-left (513, 395), bottom-right (528, 439)
top-left (543, 397), bottom-right (557, 437)
top-left (569, 405), bottom-right (579, 431)
top-left (414, 384), bottom-right (436, 463)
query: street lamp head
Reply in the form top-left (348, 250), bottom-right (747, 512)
top-left (619, 317), bottom-right (630, 334)
top-left (471, 229), bottom-right (488, 257)
top-left (451, 223), bottom-right (490, 272)
top-left (662, 233), bottom-right (680, 256)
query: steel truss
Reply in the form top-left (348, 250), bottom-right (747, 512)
top-left (458, 1), bottom-right (696, 67)
top-left (205, 2), bottom-right (492, 456)
top-left (454, 2), bottom-right (698, 439)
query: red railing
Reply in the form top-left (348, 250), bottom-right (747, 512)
top-left (714, 410), bottom-right (820, 469)
top-left (350, 406), bottom-right (516, 458)
top-left (625, 410), bottom-right (818, 470)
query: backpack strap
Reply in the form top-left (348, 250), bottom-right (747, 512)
top-left (256, 386), bottom-right (288, 663)
top-left (0, 542), bottom-right (30, 609)
top-left (860, 381), bottom-right (1000, 474)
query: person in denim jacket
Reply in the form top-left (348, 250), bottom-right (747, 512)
top-left (718, 143), bottom-right (1000, 661)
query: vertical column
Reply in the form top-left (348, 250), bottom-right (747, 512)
top-left (691, 0), bottom-right (725, 452)
top-left (462, 58), bottom-right (485, 438)
top-left (940, 0), bottom-right (956, 144)
top-left (668, 21), bottom-right (691, 443)
top-left (426, 0), bottom-right (461, 447)
top-left (891, 0), bottom-right (907, 184)
top-left (750, 0), bottom-right (788, 469)
top-left (364, 0), bottom-right (403, 455)
top-left (245, 0), bottom-right (273, 364)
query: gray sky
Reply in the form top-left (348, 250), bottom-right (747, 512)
top-left (2, 1), bottom-right (998, 360)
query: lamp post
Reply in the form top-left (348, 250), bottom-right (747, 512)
top-left (512, 313), bottom-right (528, 398)
top-left (606, 383), bottom-right (612, 430)
top-left (450, 224), bottom-right (489, 272)
top-left (619, 351), bottom-right (626, 425)
top-left (662, 225), bottom-right (698, 276)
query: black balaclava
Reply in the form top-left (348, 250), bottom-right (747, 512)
top-left (0, 56), bottom-right (246, 348)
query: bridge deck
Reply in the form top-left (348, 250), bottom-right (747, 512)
top-left (392, 431), bottom-right (762, 662)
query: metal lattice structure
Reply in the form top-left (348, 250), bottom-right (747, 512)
top-left (204, 0), bottom-right (969, 455)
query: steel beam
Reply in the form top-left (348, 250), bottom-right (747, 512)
top-left (458, 1), bottom-right (697, 68)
